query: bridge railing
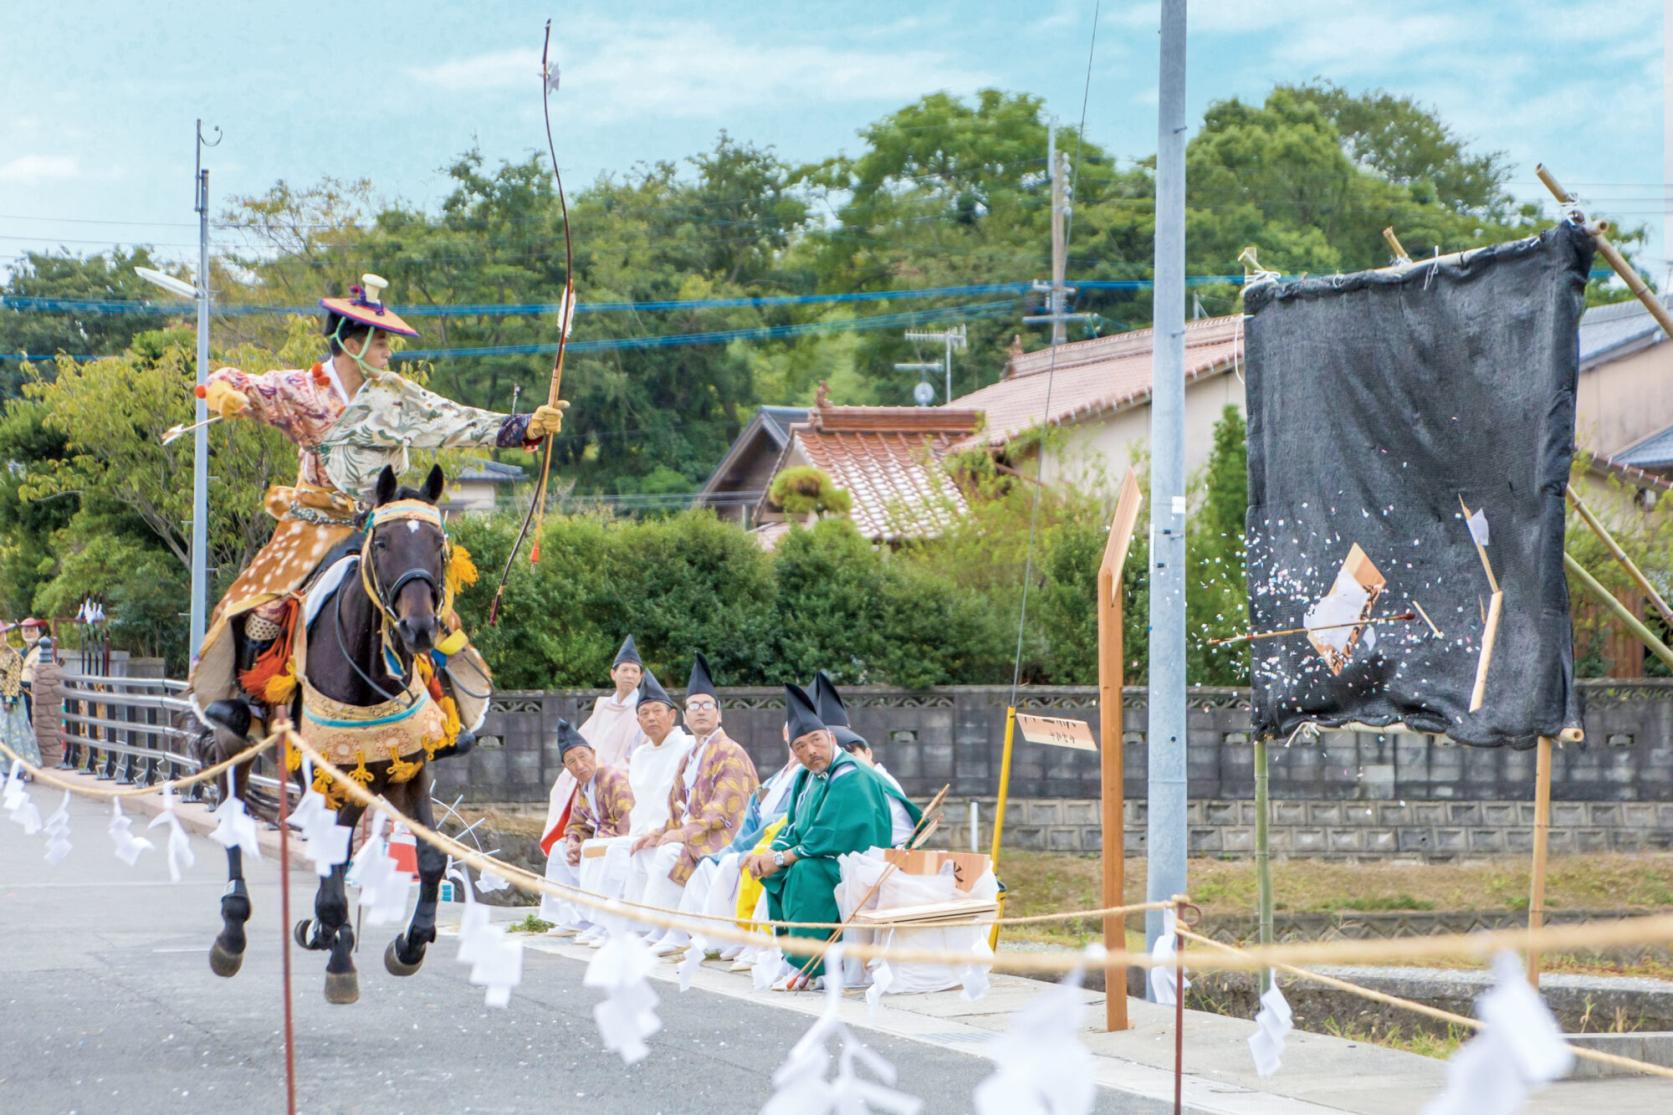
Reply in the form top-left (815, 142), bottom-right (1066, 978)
top-left (56, 672), bottom-right (286, 801)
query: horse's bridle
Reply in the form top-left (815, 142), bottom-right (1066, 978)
top-left (336, 498), bottom-right (452, 703)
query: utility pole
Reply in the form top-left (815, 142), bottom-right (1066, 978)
top-left (190, 120), bottom-right (218, 665)
top-left (1026, 123), bottom-right (1096, 345)
top-left (1146, 0), bottom-right (1189, 964)
top-left (899, 323), bottom-right (967, 404)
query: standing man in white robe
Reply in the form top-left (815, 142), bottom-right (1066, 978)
top-left (540, 636), bottom-right (647, 860)
top-left (575, 666), bottom-right (693, 946)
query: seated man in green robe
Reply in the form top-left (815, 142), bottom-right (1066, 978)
top-left (745, 683), bottom-right (917, 990)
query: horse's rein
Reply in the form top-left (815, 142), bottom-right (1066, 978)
top-left (355, 499), bottom-right (453, 690)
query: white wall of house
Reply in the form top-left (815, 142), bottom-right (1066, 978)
top-left (1577, 344), bottom-right (1673, 457)
top-left (1039, 371), bottom-right (1246, 490)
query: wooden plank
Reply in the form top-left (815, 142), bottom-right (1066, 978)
top-left (1098, 467), bottom-right (1142, 1033)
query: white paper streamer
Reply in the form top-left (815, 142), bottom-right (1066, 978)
top-left (147, 787), bottom-right (195, 882)
top-left (761, 946), bottom-right (923, 1115)
top-left (42, 790), bottom-right (72, 864)
top-left (973, 966), bottom-right (1096, 1115)
top-left (3, 761), bottom-right (41, 834)
top-left (1148, 909), bottom-right (1189, 1005)
top-left (476, 865), bottom-right (511, 894)
top-left (1467, 509), bottom-right (1490, 548)
top-left (288, 764), bottom-right (353, 877)
top-left (1421, 952), bottom-right (1575, 1115)
top-left (208, 794), bottom-right (262, 860)
top-left (347, 812), bottom-right (409, 926)
top-left (676, 936), bottom-right (703, 992)
top-left (584, 928), bottom-right (663, 1064)
top-left (865, 959), bottom-right (895, 1017)
top-left (1247, 976), bottom-right (1293, 1078)
top-left (107, 798), bottom-right (153, 866)
top-left (449, 865), bottom-right (524, 1009)
top-left (752, 944), bottom-right (785, 992)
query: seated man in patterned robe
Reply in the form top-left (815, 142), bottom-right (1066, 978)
top-left (748, 683), bottom-right (900, 990)
top-left (628, 653), bottom-right (758, 952)
top-left (539, 719), bottom-right (634, 933)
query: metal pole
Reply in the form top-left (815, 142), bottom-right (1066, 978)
top-left (944, 331), bottom-right (953, 406)
top-left (1050, 129), bottom-right (1067, 348)
top-left (1145, 0), bottom-right (1189, 963)
top-left (190, 121), bottom-right (211, 666)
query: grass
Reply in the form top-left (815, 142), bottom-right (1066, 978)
top-left (507, 913), bottom-right (554, 934)
top-left (995, 850), bottom-right (1673, 978)
top-left (1320, 1019), bottom-right (1471, 1059)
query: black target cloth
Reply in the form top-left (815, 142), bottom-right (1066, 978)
top-left (1242, 224), bottom-right (1594, 747)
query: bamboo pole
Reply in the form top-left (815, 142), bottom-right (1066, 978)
top-left (1253, 737), bottom-right (1273, 995)
top-left (1381, 226), bottom-right (1411, 264)
top-left (1564, 552), bottom-right (1673, 671)
top-left (1097, 469), bottom-right (1143, 1030)
top-left (987, 706), bottom-right (1017, 952)
top-left (1536, 164), bottom-right (1673, 338)
top-left (1566, 484), bottom-right (1673, 629)
top-left (1527, 735), bottom-right (1554, 987)
top-left (1470, 591), bottom-right (1504, 712)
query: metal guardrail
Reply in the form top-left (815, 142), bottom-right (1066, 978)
top-left (56, 672), bottom-right (286, 801)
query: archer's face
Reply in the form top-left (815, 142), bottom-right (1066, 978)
top-left (344, 332), bottom-right (394, 370)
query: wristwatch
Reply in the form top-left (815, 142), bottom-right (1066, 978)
top-left (773, 850), bottom-right (787, 868)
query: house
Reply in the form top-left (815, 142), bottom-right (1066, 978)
top-left (748, 393), bottom-right (981, 544)
top-left (441, 458), bottom-right (526, 515)
top-left (949, 315), bottom-right (1246, 487)
top-left (694, 405), bottom-right (808, 528)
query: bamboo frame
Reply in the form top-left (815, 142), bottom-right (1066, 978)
top-left (1253, 737), bottom-right (1272, 994)
top-left (1097, 468), bottom-right (1143, 1030)
top-left (1566, 484), bottom-right (1673, 629)
top-left (1536, 164), bottom-right (1673, 337)
top-left (1565, 552), bottom-right (1673, 671)
top-left (1381, 226), bottom-right (1411, 265)
top-left (1528, 736), bottom-right (1553, 987)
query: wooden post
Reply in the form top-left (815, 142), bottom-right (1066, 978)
top-left (987, 706), bottom-right (1017, 952)
top-left (1253, 737), bottom-right (1273, 994)
top-left (1528, 735), bottom-right (1554, 987)
top-left (1097, 469), bottom-right (1144, 1031)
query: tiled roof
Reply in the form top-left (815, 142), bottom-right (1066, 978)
top-left (950, 314), bottom-right (1244, 447)
top-left (771, 406), bottom-right (982, 541)
top-left (1612, 423), bottom-right (1673, 470)
top-left (1580, 294), bottom-right (1672, 369)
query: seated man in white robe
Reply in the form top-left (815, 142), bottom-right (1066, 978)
top-left (538, 720), bottom-right (634, 933)
top-left (574, 667), bottom-right (693, 946)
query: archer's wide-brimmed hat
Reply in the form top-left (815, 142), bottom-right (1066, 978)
top-left (319, 273), bottom-right (419, 338)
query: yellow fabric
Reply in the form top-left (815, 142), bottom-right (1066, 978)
top-left (527, 402), bottom-right (567, 437)
top-left (735, 816), bottom-right (788, 928)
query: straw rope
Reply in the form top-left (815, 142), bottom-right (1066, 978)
top-left (286, 731), bottom-right (1673, 976)
top-left (0, 732), bottom-right (280, 799)
top-left (1178, 928), bottom-right (1673, 1083)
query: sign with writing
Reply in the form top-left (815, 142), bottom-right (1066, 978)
top-left (1015, 713), bottom-right (1097, 751)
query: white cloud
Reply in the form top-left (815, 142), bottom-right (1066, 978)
top-left (407, 20), bottom-right (997, 122)
top-left (0, 154), bottom-right (79, 184)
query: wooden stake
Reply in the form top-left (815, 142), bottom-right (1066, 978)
top-left (1254, 737), bottom-right (1273, 994)
top-left (1097, 468), bottom-right (1143, 1030)
top-left (1382, 226), bottom-right (1411, 264)
top-left (1527, 735), bottom-right (1554, 987)
top-left (1566, 484), bottom-right (1673, 630)
top-left (1470, 591), bottom-right (1504, 712)
top-left (1536, 164), bottom-right (1673, 338)
top-left (987, 706), bottom-right (1018, 952)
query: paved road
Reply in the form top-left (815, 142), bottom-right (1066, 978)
top-left (0, 791), bottom-right (1125, 1114)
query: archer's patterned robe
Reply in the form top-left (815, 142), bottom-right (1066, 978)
top-left (656, 731), bottom-right (758, 885)
top-left (563, 765), bottom-right (635, 856)
top-left (188, 361), bottom-right (534, 723)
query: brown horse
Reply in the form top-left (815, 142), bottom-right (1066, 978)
top-left (203, 464), bottom-right (477, 1004)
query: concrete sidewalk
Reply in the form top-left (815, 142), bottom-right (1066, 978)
top-left (505, 927), bottom-right (1673, 1114)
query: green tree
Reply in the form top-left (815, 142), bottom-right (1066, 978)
top-left (1187, 406), bottom-right (1250, 685)
top-left (0, 249), bottom-right (175, 396)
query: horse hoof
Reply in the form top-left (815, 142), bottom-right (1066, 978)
top-left (384, 937), bottom-right (424, 977)
top-left (294, 918), bottom-right (315, 950)
top-left (209, 942), bottom-right (243, 978)
top-left (324, 971), bottom-right (359, 1005)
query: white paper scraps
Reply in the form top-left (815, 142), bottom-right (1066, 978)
top-left (761, 947), bottom-right (923, 1115)
top-left (1149, 908), bottom-right (1190, 1005)
top-left (584, 929), bottom-right (663, 1065)
top-left (107, 798), bottom-right (153, 867)
top-left (676, 935), bottom-right (703, 992)
top-left (1360, 624), bottom-right (1378, 653)
top-left (347, 812), bottom-right (409, 926)
top-left (865, 959), bottom-right (896, 1018)
top-left (42, 790), bottom-right (72, 864)
top-left (1420, 952), bottom-right (1575, 1115)
top-left (752, 944), bottom-right (786, 993)
top-left (4, 762), bottom-right (41, 835)
top-left (288, 767), bottom-right (353, 877)
top-left (1467, 509), bottom-right (1490, 548)
top-left (973, 967), bottom-right (1095, 1115)
top-left (208, 794), bottom-right (262, 860)
top-left (476, 864), bottom-right (511, 894)
top-left (1247, 976), bottom-right (1294, 1078)
top-left (448, 871), bottom-right (523, 1008)
top-left (147, 787), bottom-right (195, 882)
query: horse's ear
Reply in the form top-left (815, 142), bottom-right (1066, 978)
top-left (374, 466), bottom-right (398, 507)
top-left (421, 464), bottom-right (445, 505)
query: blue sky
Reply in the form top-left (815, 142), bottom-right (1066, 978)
top-left (0, 1), bottom-right (1665, 277)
